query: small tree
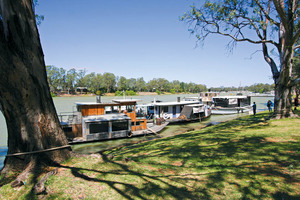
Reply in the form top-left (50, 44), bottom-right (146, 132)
top-left (182, 0), bottom-right (300, 118)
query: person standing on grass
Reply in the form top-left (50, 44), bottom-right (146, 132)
top-left (252, 102), bottom-right (257, 115)
top-left (294, 96), bottom-right (299, 110)
top-left (267, 100), bottom-right (273, 112)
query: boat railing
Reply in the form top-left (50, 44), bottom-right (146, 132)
top-left (59, 112), bottom-right (81, 124)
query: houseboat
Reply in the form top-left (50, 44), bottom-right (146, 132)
top-left (144, 97), bottom-right (211, 123)
top-left (59, 98), bottom-right (168, 143)
top-left (200, 92), bottom-right (219, 106)
top-left (211, 95), bottom-right (252, 115)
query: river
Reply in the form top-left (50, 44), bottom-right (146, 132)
top-left (0, 94), bottom-right (273, 169)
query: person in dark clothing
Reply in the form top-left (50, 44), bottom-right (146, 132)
top-left (294, 96), bottom-right (299, 110)
top-left (252, 102), bottom-right (256, 115)
top-left (267, 100), bottom-right (273, 112)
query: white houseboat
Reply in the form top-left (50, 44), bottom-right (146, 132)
top-left (211, 96), bottom-right (252, 115)
top-left (145, 97), bottom-right (211, 123)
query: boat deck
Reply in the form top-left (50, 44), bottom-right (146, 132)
top-left (68, 122), bottom-right (169, 144)
top-left (132, 122), bottom-right (169, 136)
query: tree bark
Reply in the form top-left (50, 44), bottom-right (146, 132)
top-left (273, 81), bottom-right (294, 118)
top-left (272, 12), bottom-right (297, 118)
top-left (0, 0), bottom-right (71, 178)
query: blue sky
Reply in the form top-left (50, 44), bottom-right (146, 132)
top-left (36, 0), bottom-right (274, 88)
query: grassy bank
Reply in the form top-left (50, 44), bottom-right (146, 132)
top-left (1, 112), bottom-right (299, 199)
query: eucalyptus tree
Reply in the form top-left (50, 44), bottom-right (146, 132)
top-left (182, 0), bottom-right (300, 118)
top-left (80, 72), bottom-right (96, 91)
top-left (0, 0), bottom-right (71, 182)
top-left (117, 76), bottom-right (127, 91)
top-left (171, 80), bottom-right (181, 92)
top-left (187, 82), bottom-right (197, 93)
top-left (46, 65), bottom-right (63, 92)
top-left (66, 68), bottom-right (78, 94)
top-left (197, 84), bottom-right (207, 92)
top-left (90, 73), bottom-right (105, 94)
top-left (157, 78), bottom-right (169, 92)
top-left (76, 69), bottom-right (88, 87)
top-left (147, 79), bottom-right (159, 92)
top-left (136, 77), bottom-right (147, 92)
top-left (292, 53), bottom-right (300, 96)
top-left (103, 72), bottom-right (116, 93)
top-left (127, 78), bottom-right (137, 91)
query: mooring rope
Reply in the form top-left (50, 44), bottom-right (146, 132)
top-left (5, 145), bottom-right (71, 157)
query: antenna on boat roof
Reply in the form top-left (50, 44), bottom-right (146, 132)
top-left (96, 95), bottom-right (101, 103)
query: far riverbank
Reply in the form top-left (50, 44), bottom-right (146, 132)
top-left (54, 91), bottom-right (192, 97)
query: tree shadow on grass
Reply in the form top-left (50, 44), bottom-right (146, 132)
top-left (47, 134), bottom-right (299, 199)
top-left (93, 113), bottom-right (299, 199)
top-left (43, 154), bottom-right (202, 200)
top-left (12, 112), bottom-right (299, 199)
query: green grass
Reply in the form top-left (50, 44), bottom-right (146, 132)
top-left (1, 112), bottom-right (299, 199)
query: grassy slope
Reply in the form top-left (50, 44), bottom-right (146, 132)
top-left (0, 112), bottom-right (299, 200)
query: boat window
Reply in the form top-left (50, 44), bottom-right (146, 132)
top-left (89, 122), bottom-right (109, 134)
top-left (105, 106), bottom-right (112, 114)
top-left (112, 106), bottom-right (119, 113)
top-left (172, 106), bottom-right (176, 115)
top-left (132, 121), bottom-right (141, 126)
top-left (126, 105), bottom-right (134, 113)
top-left (163, 106), bottom-right (168, 112)
top-left (112, 121), bottom-right (129, 131)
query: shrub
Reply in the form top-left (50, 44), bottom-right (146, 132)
top-left (125, 90), bottom-right (137, 96)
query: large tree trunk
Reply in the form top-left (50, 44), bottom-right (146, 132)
top-left (0, 0), bottom-right (71, 179)
top-left (273, 45), bottom-right (294, 118)
top-left (272, 13), bottom-right (297, 118)
top-left (273, 81), bottom-right (294, 118)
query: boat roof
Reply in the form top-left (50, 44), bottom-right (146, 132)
top-left (75, 99), bottom-right (141, 106)
top-left (213, 96), bottom-right (248, 99)
top-left (82, 113), bottom-right (131, 122)
top-left (184, 97), bottom-right (202, 100)
top-left (185, 104), bottom-right (205, 107)
top-left (112, 99), bottom-right (141, 103)
top-left (75, 102), bottom-right (118, 106)
top-left (146, 100), bottom-right (201, 107)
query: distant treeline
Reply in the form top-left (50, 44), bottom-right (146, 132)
top-left (46, 65), bottom-right (274, 95)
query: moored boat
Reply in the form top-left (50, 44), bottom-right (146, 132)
top-left (211, 95), bottom-right (252, 115)
top-left (143, 97), bottom-right (211, 123)
top-left (59, 98), bottom-right (168, 143)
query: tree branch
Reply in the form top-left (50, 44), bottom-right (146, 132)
top-left (291, 78), bottom-right (300, 86)
top-left (292, 29), bottom-right (300, 45)
top-left (262, 42), bottom-right (279, 82)
top-left (273, 0), bottom-right (288, 30)
top-left (238, 15), bottom-right (263, 39)
top-left (254, 0), bottom-right (280, 26)
top-left (294, 45), bottom-right (300, 50)
top-left (292, 0), bottom-right (297, 14)
top-left (212, 27), bottom-right (278, 46)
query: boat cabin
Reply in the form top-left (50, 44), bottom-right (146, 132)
top-left (59, 99), bottom-right (147, 142)
top-left (212, 96), bottom-right (251, 108)
top-left (145, 97), bottom-right (202, 120)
